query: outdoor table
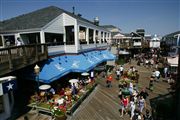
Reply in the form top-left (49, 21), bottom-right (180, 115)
top-left (81, 72), bottom-right (89, 76)
top-left (39, 84), bottom-right (51, 90)
top-left (69, 79), bottom-right (79, 88)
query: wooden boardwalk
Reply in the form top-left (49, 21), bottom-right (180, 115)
top-left (67, 60), bottom-right (170, 120)
top-left (17, 60), bottom-right (170, 120)
top-left (16, 110), bottom-right (52, 120)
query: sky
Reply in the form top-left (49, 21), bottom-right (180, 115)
top-left (0, 0), bottom-right (179, 36)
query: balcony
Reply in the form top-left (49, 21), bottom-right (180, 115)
top-left (48, 42), bottom-right (109, 54)
top-left (0, 44), bottom-right (48, 76)
top-left (48, 45), bottom-right (65, 56)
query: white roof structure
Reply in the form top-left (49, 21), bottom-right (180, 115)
top-left (167, 56), bottom-right (179, 67)
top-left (151, 34), bottom-right (160, 41)
top-left (113, 33), bottom-right (125, 39)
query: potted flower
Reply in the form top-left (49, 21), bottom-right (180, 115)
top-left (51, 106), bottom-right (67, 120)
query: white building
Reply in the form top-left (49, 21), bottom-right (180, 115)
top-left (150, 34), bottom-right (160, 48)
top-left (0, 6), bottom-right (111, 55)
top-left (0, 6), bottom-right (116, 120)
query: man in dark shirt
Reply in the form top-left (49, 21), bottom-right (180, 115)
top-left (143, 109), bottom-right (153, 120)
top-left (139, 88), bottom-right (149, 100)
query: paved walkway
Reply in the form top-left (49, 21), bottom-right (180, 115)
top-left (67, 60), bottom-right (170, 120)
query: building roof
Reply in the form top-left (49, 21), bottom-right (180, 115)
top-left (111, 32), bottom-right (121, 36)
top-left (123, 33), bottom-right (132, 37)
top-left (101, 25), bottom-right (121, 31)
top-left (101, 25), bottom-right (117, 29)
top-left (136, 29), bottom-right (145, 33)
top-left (0, 6), bottom-right (99, 33)
top-left (163, 31), bottom-right (180, 38)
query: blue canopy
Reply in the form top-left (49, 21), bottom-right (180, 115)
top-left (32, 50), bottom-right (116, 83)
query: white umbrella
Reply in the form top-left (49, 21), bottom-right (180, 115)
top-left (69, 79), bottom-right (79, 83)
top-left (39, 84), bottom-right (51, 90)
top-left (81, 72), bottom-right (89, 76)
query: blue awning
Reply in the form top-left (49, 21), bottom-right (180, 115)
top-left (28, 50), bottom-right (115, 83)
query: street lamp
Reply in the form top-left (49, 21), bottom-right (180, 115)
top-left (34, 64), bottom-right (40, 92)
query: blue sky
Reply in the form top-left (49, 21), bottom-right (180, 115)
top-left (0, 0), bottom-right (179, 36)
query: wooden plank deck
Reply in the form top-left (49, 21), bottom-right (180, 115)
top-left (16, 110), bottom-right (52, 120)
top-left (16, 60), bottom-right (170, 120)
top-left (67, 60), bottom-right (170, 120)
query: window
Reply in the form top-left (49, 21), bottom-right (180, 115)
top-left (0, 96), bottom-right (4, 113)
top-left (0, 36), bottom-right (3, 46)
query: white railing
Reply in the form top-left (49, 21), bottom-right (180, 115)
top-left (96, 43), bottom-right (108, 47)
top-left (133, 42), bottom-right (141, 46)
top-left (65, 45), bottom-right (77, 53)
top-left (47, 43), bottom-right (109, 55)
top-left (150, 42), bottom-right (160, 48)
top-left (80, 44), bottom-right (96, 50)
top-left (48, 45), bottom-right (65, 55)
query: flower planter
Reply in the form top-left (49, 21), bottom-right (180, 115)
top-left (55, 115), bottom-right (67, 120)
top-left (66, 83), bottom-right (97, 115)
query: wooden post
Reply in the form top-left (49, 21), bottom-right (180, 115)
top-left (35, 44), bottom-right (39, 62)
top-left (44, 44), bottom-right (48, 58)
top-left (7, 48), bottom-right (13, 70)
top-left (176, 46), bottom-right (180, 120)
top-left (22, 45), bottom-right (27, 65)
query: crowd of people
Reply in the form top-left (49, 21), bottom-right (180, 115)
top-left (110, 48), bottom-right (176, 120)
top-left (30, 74), bottom-right (96, 114)
top-left (114, 64), bottom-right (151, 120)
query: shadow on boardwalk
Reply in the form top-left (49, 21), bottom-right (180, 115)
top-left (150, 93), bottom-right (176, 120)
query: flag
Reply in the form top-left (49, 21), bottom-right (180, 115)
top-left (2, 80), bottom-right (17, 94)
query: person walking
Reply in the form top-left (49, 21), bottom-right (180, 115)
top-left (106, 73), bottom-right (113, 88)
top-left (133, 109), bottom-right (142, 120)
top-left (139, 88), bottom-right (149, 100)
top-left (143, 109), bottom-right (153, 120)
top-left (155, 69), bottom-right (160, 82)
top-left (129, 99), bottom-right (136, 119)
top-left (116, 69), bottom-right (120, 80)
top-left (120, 65), bottom-right (124, 76)
top-left (163, 66), bottom-right (168, 81)
top-left (122, 96), bottom-right (129, 115)
top-left (149, 76), bottom-right (154, 91)
top-left (119, 96), bottom-right (125, 117)
top-left (16, 37), bottom-right (24, 56)
top-left (138, 96), bottom-right (146, 113)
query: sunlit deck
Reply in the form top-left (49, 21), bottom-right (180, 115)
top-left (17, 60), bottom-right (170, 120)
top-left (67, 61), bottom-right (170, 120)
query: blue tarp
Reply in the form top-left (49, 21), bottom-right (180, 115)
top-left (34, 50), bottom-right (116, 83)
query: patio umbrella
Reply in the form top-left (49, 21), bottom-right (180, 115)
top-left (81, 72), bottom-right (89, 76)
top-left (69, 79), bottom-right (79, 83)
top-left (39, 84), bottom-right (51, 90)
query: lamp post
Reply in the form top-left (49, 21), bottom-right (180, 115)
top-left (34, 64), bottom-right (40, 92)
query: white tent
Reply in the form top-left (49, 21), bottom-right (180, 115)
top-left (167, 56), bottom-right (179, 67)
